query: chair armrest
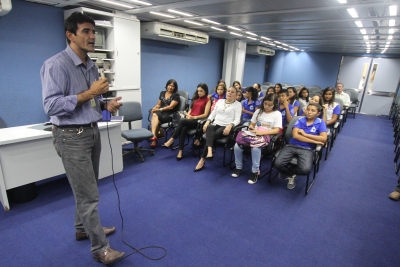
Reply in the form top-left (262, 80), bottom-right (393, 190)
top-left (315, 144), bottom-right (322, 152)
top-left (270, 133), bottom-right (282, 142)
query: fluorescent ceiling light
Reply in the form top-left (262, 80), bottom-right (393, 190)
top-left (381, 48), bottom-right (387, 54)
top-left (386, 41), bottom-right (391, 47)
top-left (228, 26), bottom-right (242, 31)
top-left (246, 31), bottom-right (258, 36)
top-left (261, 36), bottom-right (271, 40)
top-left (230, 32), bottom-right (242, 36)
top-left (277, 46), bottom-right (282, 48)
top-left (338, 0), bottom-right (347, 3)
top-left (211, 27), bottom-right (225, 32)
top-left (283, 48), bottom-right (289, 51)
top-left (167, 9), bottom-right (193, 17)
top-left (363, 35), bottom-right (369, 40)
top-left (201, 19), bottom-right (220, 25)
top-left (389, 5), bottom-right (397, 16)
top-left (389, 19), bottom-right (395, 26)
top-left (389, 29), bottom-right (395, 34)
top-left (260, 41), bottom-right (268, 44)
top-left (355, 21), bottom-right (363, 27)
top-left (184, 20), bottom-right (203, 26)
top-left (150, 12), bottom-right (175, 18)
top-left (282, 43), bottom-right (289, 46)
top-left (360, 29), bottom-right (367, 34)
top-left (99, 0), bottom-right (134, 8)
top-left (269, 43), bottom-right (276, 46)
top-left (274, 41), bottom-right (281, 44)
top-left (247, 37), bottom-right (257, 40)
top-left (301, 50), bottom-right (304, 52)
top-left (347, 8), bottom-right (358, 18)
top-left (367, 50), bottom-right (370, 53)
top-left (388, 35), bottom-right (393, 40)
top-left (129, 0), bottom-right (152, 5)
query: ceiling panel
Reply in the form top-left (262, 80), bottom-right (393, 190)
top-left (26, 0), bottom-right (400, 54)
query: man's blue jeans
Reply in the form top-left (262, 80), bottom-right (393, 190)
top-left (52, 124), bottom-right (109, 254)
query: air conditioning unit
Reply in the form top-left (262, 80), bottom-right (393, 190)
top-left (0, 0), bottom-right (12, 16)
top-left (141, 22), bottom-right (209, 45)
top-left (246, 46), bottom-right (275, 56)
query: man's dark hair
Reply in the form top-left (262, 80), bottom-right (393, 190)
top-left (307, 102), bottom-right (322, 113)
top-left (65, 12), bottom-right (95, 44)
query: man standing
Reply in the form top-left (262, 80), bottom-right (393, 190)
top-left (41, 12), bottom-right (124, 265)
top-left (335, 82), bottom-right (351, 107)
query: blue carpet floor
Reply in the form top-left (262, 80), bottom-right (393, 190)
top-left (0, 114), bottom-right (399, 267)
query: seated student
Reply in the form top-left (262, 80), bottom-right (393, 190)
top-left (209, 82), bottom-right (227, 112)
top-left (232, 94), bottom-right (282, 184)
top-left (322, 87), bottom-right (340, 128)
top-left (241, 86), bottom-right (260, 125)
top-left (163, 83), bottom-right (211, 160)
top-left (275, 83), bottom-right (283, 95)
top-left (287, 86), bottom-right (300, 115)
top-left (267, 86), bottom-right (275, 95)
top-left (278, 89), bottom-right (294, 127)
top-left (253, 83), bottom-right (264, 98)
top-left (194, 87), bottom-right (242, 172)
top-left (298, 87), bottom-right (310, 107)
top-left (233, 80), bottom-right (242, 93)
top-left (274, 103), bottom-right (328, 189)
top-left (150, 79), bottom-right (180, 147)
top-left (236, 90), bottom-right (244, 102)
top-left (298, 95), bottom-right (327, 123)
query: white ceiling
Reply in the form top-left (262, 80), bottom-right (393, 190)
top-left (27, 0), bottom-right (400, 55)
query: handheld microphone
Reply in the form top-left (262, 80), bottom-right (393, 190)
top-left (96, 58), bottom-right (105, 79)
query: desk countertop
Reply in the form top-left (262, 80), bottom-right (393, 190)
top-left (0, 122), bottom-right (122, 146)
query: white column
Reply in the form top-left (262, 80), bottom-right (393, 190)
top-left (222, 39), bottom-right (247, 87)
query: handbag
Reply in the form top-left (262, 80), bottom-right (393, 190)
top-left (235, 128), bottom-right (270, 148)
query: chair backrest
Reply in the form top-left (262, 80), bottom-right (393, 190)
top-left (177, 96), bottom-right (187, 112)
top-left (335, 99), bottom-right (344, 112)
top-left (298, 101), bottom-right (305, 115)
top-left (0, 117), bottom-right (6, 129)
top-left (284, 116), bottom-right (302, 143)
top-left (343, 89), bottom-right (359, 103)
top-left (118, 101), bottom-right (143, 122)
top-left (308, 87), bottom-right (322, 93)
top-left (177, 90), bottom-right (189, 103)
top-left (263, 82), bottom-right (272, 86)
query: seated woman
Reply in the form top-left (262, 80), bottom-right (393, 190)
top-left (232, 94), bottom-right (282, 184)
top-left (322, 87), bottom-right (340, 128)
top-left (149, 79), bottom-right (180, 147)
top-left (274, 83), bottom-right (283, 95)
top-left (236, 90), bottom-right (244, 102)
top-left (267, 86), bottom-right (275, 95)
top-left (194, 87), bottom-right (242, 172)
top-left (163, 83), bottom-right (211, 160)
top-left (287, 87), bottom-right (300, 115)
top-left (274, 103), bottom-right (327, 190)
top-left (232, 80), bottom-right (242, 93)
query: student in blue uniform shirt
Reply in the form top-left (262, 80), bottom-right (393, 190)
top-left (253, 83), bottom-right (264, 98)
top-left (322, 87), bottom-right (340, 128)
top-left (241, 86), bottom-right (260, 125)
top-left (274, 103), bottom-right (327, 190)
top-left (278, 89), bottom-right (294, 127)
top-left (287, 86), bottom-right (300, 115)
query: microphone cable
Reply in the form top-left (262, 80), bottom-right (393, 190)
top-left (104, 100), bottom-right (167, 264)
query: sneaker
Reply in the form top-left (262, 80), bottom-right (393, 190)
top-left (286, 175), bottom-right (297, 189)
top-left (248, 172), bottom-right (260, 184)
top-left (389, 191), bottom-right (400, 201)
top-left (232, 168), bottom-right (242, 178)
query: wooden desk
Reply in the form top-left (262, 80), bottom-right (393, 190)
top-left (0, 122), bottom-right (123, 211)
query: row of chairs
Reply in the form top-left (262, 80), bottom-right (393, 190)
top-left (390, 96), bottom-right (400, 174)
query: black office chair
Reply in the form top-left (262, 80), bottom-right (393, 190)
top-left (268, 116), bottom-right (324, 195)
top-left (148, 96), bottom-right (187, 142)
top-left (344, 89), bottom-right (360, 118)
top-left (119, 101), bottom-right (154, 162)
top-left (177, 90), bottom-right (190, 109)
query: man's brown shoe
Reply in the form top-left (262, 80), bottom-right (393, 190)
top-left (389, 191), bottom-right (400, 201)
top-left (93, 247), bottom-right (125, 265)
top-left (76, 226), bottom-right (116, 241)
